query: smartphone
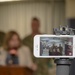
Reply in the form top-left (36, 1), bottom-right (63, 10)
top-left (34, 35), bottom-right (75, 58)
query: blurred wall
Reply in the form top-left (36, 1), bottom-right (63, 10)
top-left (66, 0), bottom-right (75, 18)
top-left (0, 1), bottom-right (65, 38)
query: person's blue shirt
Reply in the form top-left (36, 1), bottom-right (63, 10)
top-left (6, 54), bottom-right (19, 65)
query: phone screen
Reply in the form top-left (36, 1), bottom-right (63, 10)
top-left (40, 37), bottom-right (73, 56)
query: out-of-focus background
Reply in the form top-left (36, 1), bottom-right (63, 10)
top-left (0, 0), bottom-right (75, 75)
top-left (0, 0), bottom-right (75, 38)
top-left (0, 0), bottom-right (66, 38)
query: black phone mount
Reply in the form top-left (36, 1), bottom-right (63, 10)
top-left (53, 25), bottom-right (74, 75)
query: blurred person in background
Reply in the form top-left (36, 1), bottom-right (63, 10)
top-left (23, 17), bottom-right (54, 75)
top-left (0, 31), bottom-right (6, 66)
top-left (23, 17), bottom-right (41, 59)
top-left (0, 31), bottom-right (37, 71)
top-left (0, 31), bottom-right (5, 46)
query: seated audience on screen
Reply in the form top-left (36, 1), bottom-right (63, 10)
top-left (0, 31), bottom-right (37, 71)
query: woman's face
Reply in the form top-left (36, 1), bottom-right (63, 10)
top-left (8, 34), bottom-right (20, 48)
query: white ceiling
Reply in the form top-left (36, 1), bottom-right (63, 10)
top-left (0, 0), bottom-right (65, 2)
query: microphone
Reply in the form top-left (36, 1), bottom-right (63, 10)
top-left (6, 48), bottom-right (19, 65)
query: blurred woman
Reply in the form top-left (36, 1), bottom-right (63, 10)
top-left (1, 31), bottom-right (37, 71)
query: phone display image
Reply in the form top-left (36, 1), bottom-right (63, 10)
top-left (40, 37), bottom-right (73, 56)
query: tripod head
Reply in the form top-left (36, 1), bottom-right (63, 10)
top-left (53, 25), bottom-right (74, 35)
